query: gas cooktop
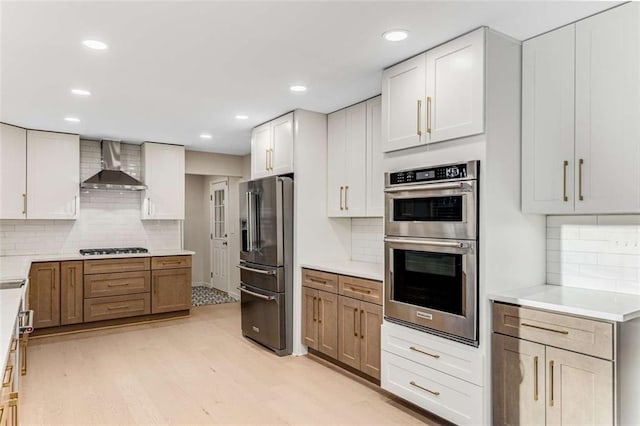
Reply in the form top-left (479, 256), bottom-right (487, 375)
top-left (79, 247), bottom-right (149, 256)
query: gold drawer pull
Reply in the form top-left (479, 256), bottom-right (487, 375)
top-left (107, 282), bottom-right (130, 287)
top-left (10, 338), bottom-right (18, 353)
top-left (562, 160), bottom-right (569, 202)
top-left (353, 308), bottom-right (358, 337)
top-left (0, 405), bottom-right (4, 424)
top-left (409, 346), bottom-right (440, 359)
top-left (534, 356), bottom-right (539, 401)
top-left (308, 277), bottom-right (327, 285)
top-left (161, 260), bottom-right (182, 265)
top-left (2, 365), bottom-right (13, 387)
top-left (410, 381), bottom-right (440, 396)
top-left (549, 360), bottom-right (555, 407)
top-left (416, 100), bottom-right (422, 136)
top-left (521, 323), bottom-right (569, 335)
top-left (107, 305), bottom-right (130, 311)
top-left (349, 286), bottom-right (371, 294)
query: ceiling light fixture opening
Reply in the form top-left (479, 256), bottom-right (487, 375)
top-left (82, 40), bottom-right (108, 50)
top-left (200, 134), bottom-right (212, 139)
top-left (290, 85), bottom-right (307, 92)
top-left (235, 115), bottom-right (249, 120)
top-left (65, 117), bottom-right (80, 122)
top-left (71, 89), bottom-right (91, 96)
top-left (382, 30), bottom-right (409, 42)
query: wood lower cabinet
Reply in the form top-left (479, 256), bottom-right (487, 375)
top-left (338, 296), bottom-right (382, 379)
top-left (301, 286), bottom-right (338, 359)
top-left (151, 268), bottom-right (191, 313)
top-left (29, 262), bottom-right (60, 328)
top-left (84, 293), bottom-right (151, 322)
top-left (60, 261), bottom-right (83, 325)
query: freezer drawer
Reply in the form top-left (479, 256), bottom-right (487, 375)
top-left (238, 262), bottom-right (284, 293)
top-left (239, 284), bottom-right (286, 352)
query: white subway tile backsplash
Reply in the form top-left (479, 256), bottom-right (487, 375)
top-left (351, 218), bottom-right (383, 264)
top-left (547, 215), bottom-right (640, 295)
top-left (0, 140), bottom-right (180, 256)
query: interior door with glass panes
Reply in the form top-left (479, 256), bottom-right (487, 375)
top-left (210, 181), bottom-right (229, 292)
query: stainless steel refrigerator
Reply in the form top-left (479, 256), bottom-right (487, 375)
top-left (238, 176), bottom-right (293, 355)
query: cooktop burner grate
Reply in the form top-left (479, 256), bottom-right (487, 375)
top-left (79, 247), bottom-right (149, 256)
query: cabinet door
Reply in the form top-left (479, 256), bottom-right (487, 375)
top-left (492, 334), bottom-right (546, 426)
top-left (151, 268), bottom-right (192, 313)
top-left (271, 113), bottom-right (294, 175)
top-left (141, 143), bottom-right (185, 220)
top-left (366, 96), bottom-right (384, 217)
top-left (327, 109), bottom-right (347, 217)
top-left (301, 286), bottom-right (318, 350)
top-left (0, 124), bottom-right (27, 219)
top-left (425, 28), bottom-right (484, 144)
top-left (60, 261), bottom-right (83, 325)
top-left (575, 2), bottom-right (640, 213)
top-left (522, 25), bottom-right (576, 214)
top-left (29, 262), bottom-right (60, 328)
top-left (546, 346), bottom-right (613, 426)
top-left (337, 295), bottom-right (360, 370)
top-left (381, 54), bottom-right (426, 152)
top-left (359, 300), bottom-right (382, 380)
top-left (317, 290), bottom-right (338, 358)
top-left (251, 123), bottom-right (271, 179)
top-left (344, 102), bottom-right (367, 216)
top-left (26, 130), bottom-right (79, 219)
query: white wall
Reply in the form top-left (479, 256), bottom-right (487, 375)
top-left (184, 174), bottom-right (208, 283)
top-left (0, 140), bottom-right (181, 256)
top-left (185, 150), bottom-right (245, 177)
top-left (547, 215), bottom-right (640, 295)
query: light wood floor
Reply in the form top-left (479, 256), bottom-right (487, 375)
top-left (21, 303), bottom-right (448, 425)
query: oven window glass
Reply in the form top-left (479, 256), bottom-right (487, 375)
top-left (392, 249), bottom-right (464, 315)
top-left (393, 196), bottom-right (463, 222)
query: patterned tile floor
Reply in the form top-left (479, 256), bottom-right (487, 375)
top-left (191, 286), bottom-right (239, 307)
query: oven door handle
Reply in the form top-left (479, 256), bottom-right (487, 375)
top-left (238, 285), bottom-right (275, 301)
top-left (384, 237), bottom-right (469, 249)
top-left (384, 182), bottom-right (472, 193)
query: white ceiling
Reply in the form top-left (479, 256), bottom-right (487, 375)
top-left (1, 1), bottom-right (619, 155)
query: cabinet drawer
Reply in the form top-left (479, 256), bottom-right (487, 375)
top-left (151, 256), bottom-right (191, 270)
top-left (302, 269), bottom-right (338, 293)
top-left (382, 351), bottom-right (483, 426)
top-left (84, 271), bottom-right (150, 298)
top-left (381, 321), bottom-right (483, 386)
top-left (339, 275), bottom-right (382, 305)
top-left (84, 257), bottom-right (150, 274)
top-left (84, 294), bottom-right (150, 322)
top-left (492, 302), bottom-right (614, 360)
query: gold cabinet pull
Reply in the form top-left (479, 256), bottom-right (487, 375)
top-left (268, 149), bottom-right (273, 171)
top-left (353, 308), bottom-right (358, 337)
top-left (344, 186), bottom-right (349, 210)
top-left (2, 365), bottom-right (13, 387)
top-left (107, 282), bottom-right (130, 287)
top-left (410, 381), bottom-right (440, 396)
top-left (318, 298), bottom-right (323, 324)
top-left (416, 100), bottom-right (422, 136)
top-left (312, 296), bottom-right (317, 322)
top-left (426, 96), bottom-right (432, 134)
top-left (107, 305), bottom-right (129, 310)
top-left (521, 322), bottom-right (569, 335)
top-left (339, 186), bottom-right (344, 210)
top-left (578, 158), bottom-right (584, 201)
top-left (549, 360), bottom-right (555, 407)
top-left (562, 160), bottom-right (569, 202)
top-left (308, 277), bottom-right (327, 285)
top-left (7, 392), bottom-right (18, 426)
top-left (265, 149), bottom-right (269, 171)
top-left (360, 309), bottom-right (364, 339)
top-left (409, 346), bottom-right (440, 359)
top-left (10, 338), bottom-right (18, 353)
top-left (22, 193), bottom-right (26, 215)
top-left (349, 286), bottom-right (371, 294)
top-left (0, 405), bottom-right (4, 424)
top-left (534, 356), bottom-right (539, 401)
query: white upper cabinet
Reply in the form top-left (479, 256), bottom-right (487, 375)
top-left (522, 25), bottom-right (576, 214)
top-left (574, 2), bottom-right (640, 213)
top-left (328, 96), bottom-right (382, 218)
top-left (26, 130), bottom-right (79, 219)
top-left (522, 3), bottom-right (640, 214)
top-left (0, 123), bottom-right (27, 219)
top-left (425, 28), bottom-right (485, 144)
top-left (250, 113), bottom-right (294, 179)
top-left (141, 142), bottom-right (185, 220)
top-left (381, 28), bottom-right (485, 152)
top-left (381, 54), bottom-right (426, 152)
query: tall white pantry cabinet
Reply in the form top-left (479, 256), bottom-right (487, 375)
top-left (0, 123), bottom-right (79, 220)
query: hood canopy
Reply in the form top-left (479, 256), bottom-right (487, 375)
top-left (81, 140), bottom-right (146, 191)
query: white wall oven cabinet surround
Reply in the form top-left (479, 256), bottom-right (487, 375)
top-left (0, 128), bottom-right (80, 220)
top-left (381, 321), bottom-right (484, 425)
top-left (384, 161), bottom-right (479, 346)
top-left (141, 142), bottom-right (185, 220)
top-left (523, 2), bottom-right (640, 214)
top-left (250, 113), bottom-right (294, 179)
top-left (328, 97), bottom-right (383, 218)
top-left (381, 28), bottom-right (485, 152)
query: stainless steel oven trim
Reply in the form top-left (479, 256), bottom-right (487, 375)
top-left (384, 160), bottom-right (479, 187)
top-left (384, 237), bottom-right (478, 344)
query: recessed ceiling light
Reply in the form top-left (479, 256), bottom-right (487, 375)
top-left (200, 134), bottom-right (212, 139)
top-left (235, 115), bottom-right (249, 120)
top-left (82, 40), bottom-right (108, 50)
top-left (290, 85), bottom-right (307, 92)
top-left (71, 88), bottom-right (91, 96)
top-left (64, 117), bottom-right (80, 122)
top-left (382, 30), bottom-right (409, 42)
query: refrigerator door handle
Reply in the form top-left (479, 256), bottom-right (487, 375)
top-left (238, 285), bottom-right (276, 301)
top-left (246, 191), bottom-right (254, 252)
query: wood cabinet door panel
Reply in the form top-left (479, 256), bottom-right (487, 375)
top-left (60, 261), bottom-right (83, 325)
top-left (151, 269), bottom-right (191, 314)
top-left (317, 290), bottom-right (338, 358)
top-left (301, 286), bottom-right (318, 350)
top-left (337, 295), bottom-right (360, 370)
top-left (84, 293), bottom-right (151, 322)
top-left (29, 262), bottom-right (60, 328)
top-left (360, 300), bottom-right (382, 380)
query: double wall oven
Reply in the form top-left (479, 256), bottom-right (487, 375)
top-left (384, 161), bottom-right (479, 346)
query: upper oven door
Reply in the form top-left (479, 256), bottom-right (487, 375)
top-left (385, 180), bottom-right (477, 240)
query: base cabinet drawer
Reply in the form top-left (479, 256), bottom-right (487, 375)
top-left (84, 271), bottom-right (151, 298)
top-left (302, 268), bottom-right (338, 293)
top-left (84, 257), bottom-right (150, 274)
top-left (381, 351), bottom-right (483, 425)
top-left (151, 256), bottom-right (191, 270)
top-left (84, 294), bottom-right (151, 322)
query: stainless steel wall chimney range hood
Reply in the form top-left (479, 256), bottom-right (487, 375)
top-left (81, 140), bottom-right (146, 191)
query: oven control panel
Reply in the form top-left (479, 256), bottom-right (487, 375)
top-left (389, 163), bottom-right (468, 185)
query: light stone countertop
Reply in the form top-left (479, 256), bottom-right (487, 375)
top-left (489, 284), bottom-right (640, 322)
top-left (300, 260), bottom-right (383, 282)
top-left (0, 286), bottom-right (25, 368)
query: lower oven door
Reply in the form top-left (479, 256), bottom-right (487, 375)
top-left (384, 237), bottom-right (478, 345)
top-left (239, 283), bottom-right (285, 351)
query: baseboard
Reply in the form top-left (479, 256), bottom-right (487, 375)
top-left (192, 281), bottom-right (213, 288)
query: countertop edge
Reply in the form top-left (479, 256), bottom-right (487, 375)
top-left (299, 262), bottom-right (383, 282)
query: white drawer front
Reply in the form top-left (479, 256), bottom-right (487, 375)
top-left (382, 351), bottom-right (483, 426)
top-left (382, 321), bottom-right (483, 385)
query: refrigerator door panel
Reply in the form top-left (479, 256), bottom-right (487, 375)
top-left (239, 262), bottom-right (284, 293)
top-left (240, 284), bottom-right (285, 351)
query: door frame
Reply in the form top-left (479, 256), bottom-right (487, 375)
top-left (210, 180), bottom-right (230, 293)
